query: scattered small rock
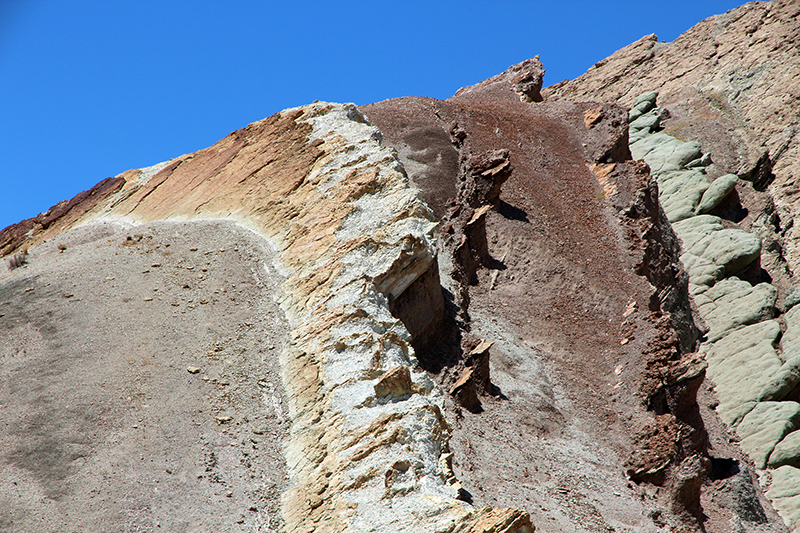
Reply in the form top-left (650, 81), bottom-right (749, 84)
top-left (187, 366), bottom-right (201, 374)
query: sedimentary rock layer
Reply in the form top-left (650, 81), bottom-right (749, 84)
top-left (364, 59), bottom-right (725, 532)
top-left (1, 103), bottom-right (530, 532)
top-left (626, 90), bottom-right (800, 532)
top-left (545, 0), bottom-right (800, 275)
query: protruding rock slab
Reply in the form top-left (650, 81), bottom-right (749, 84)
top-left (697, 173), bottom-right (739, 214)
top-left (693, 278), bottom-right (776, 342)
top-left (737, 402), bottom-right (800, 469)
top-left (767, 466), bottom-right (800, 529)
top-left (673, 215), bottom-right (762, 288)
top-left (769, 430), bottom-right (800, 469)
top-left (705, 320), bottom-right (783, 410)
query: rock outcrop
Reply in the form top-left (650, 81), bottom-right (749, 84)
top-left (566, 82), bottom-right (796, 529)
top-left (544, 0), bottom-right (800, 275)
top-left (544, 3), bottom-right (800, 529)
top-left (0, 104), bottom-right (534, 532)
top-left (364, 66), bottom-right (717, 531)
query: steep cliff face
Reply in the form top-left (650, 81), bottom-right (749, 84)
top-left (364, 61), bottom-right (724, 532)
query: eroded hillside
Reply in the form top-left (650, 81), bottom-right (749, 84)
top-left (2, 2), bottom-right (799, 532)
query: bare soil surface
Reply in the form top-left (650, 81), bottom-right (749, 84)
top-left (0, 219), bottom-right (289, 533)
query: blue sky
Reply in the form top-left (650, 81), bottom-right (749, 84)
top-left (1, 1), bottom-right (745, 231)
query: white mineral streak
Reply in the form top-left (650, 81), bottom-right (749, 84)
top-left (135, 159), bottom-right (174, 186)
top-left (276, 103), bottom-right (474, 532)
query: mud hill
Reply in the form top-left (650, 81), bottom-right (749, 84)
top-left (2, 1), bottom-right (800, 532)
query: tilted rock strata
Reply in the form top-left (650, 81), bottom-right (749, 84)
top-left (365, 71), bottom-right (719, 530)
top-left (1, 104), bottom-right (531, 532)
top-left (627, 91), bottom-right (800, 532)
top-left (544, 0), bottom-right (800, 276)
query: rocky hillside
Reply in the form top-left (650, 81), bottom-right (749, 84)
top-left (546, 1), bottom-right (800, 530)
top-left (2, 1), bottom-right (799, 532)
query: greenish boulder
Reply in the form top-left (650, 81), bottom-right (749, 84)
top-left (694, 278), bottom-right (776, 342)
top-left (717, 401), bottom-right (756, 428)
top-left (702, 229), bottom-right (762, 276)
top-left (673, 213), bottom-right (723, 238)
top-left (628, 127), bottom-right (651, 144)
top-left (759, 356), bottom-right (800, 402)
top-left (769, 430), bottom-right (800, 468)
top-left (681, 254), bottom-right (724, 288)
top-left (767, 465), bottom-right (800, 498)
top-left (707, 337), bottom-right (782, 409)
top-left (643, 139), bottom-right (702, 175)
top-left (630, 132), bottom-right (681, 161)
top-left (629, 111), bottom-right (661, 133)
top-left (696, 174), bottom-right (739, 214)
top-left (674, 215), bottom-right (761, 286)
top-left (705, 319), bottom-right (781, 358)
top-left (676, 235), bottom-right (762, 290)
top-left (771, 495), bottom-right (800, 530)
top-left (633, 90), bottom-right (659, 111)
top-left (785, 288), bottom-right (800, 311)
top-left (766, 466), bottom-right (800, 529)
top-left (737, 401), bottom-right (800, 469)
top-left (783, 305), bottom-right (800, 361)
top-left (657, 169), bottom-right (710, 222)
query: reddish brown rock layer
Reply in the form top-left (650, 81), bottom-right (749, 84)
top-left (0, 177), bottom-right (124, 257)
top-left (364, 66), bottom-right (715, 530)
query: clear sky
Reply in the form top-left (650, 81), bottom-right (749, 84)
top-left (1, 1), bottom-right (746, 231)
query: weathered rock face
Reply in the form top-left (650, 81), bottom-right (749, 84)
top-left (544, 0), bottom-right (800, 275)
top-left (364, 66), bottom-right (719, 531)
top-left (1, 103), bottom-right (533, 532)
top-left (544, 3), bottom-right (800, 530)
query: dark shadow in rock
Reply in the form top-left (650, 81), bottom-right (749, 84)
top-left (412, 287), bottom-right (464, 374)
top-left (487, 258), bottom-right (507, 271)
top-left (457, 488), bottom-right (474, 504)
top-left (710, 457), bottom-right (739, 481)
top-left (708, 188), bottom-right (747, 223)
top-left (497, 200), bottom-right (529, 223)
top-left (737, 262), bottom-right (772, 286)
top-left (490, 384), bottom-right (509, 401)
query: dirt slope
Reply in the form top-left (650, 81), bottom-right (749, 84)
top-left (1, 220), bottom-right (289, 532)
